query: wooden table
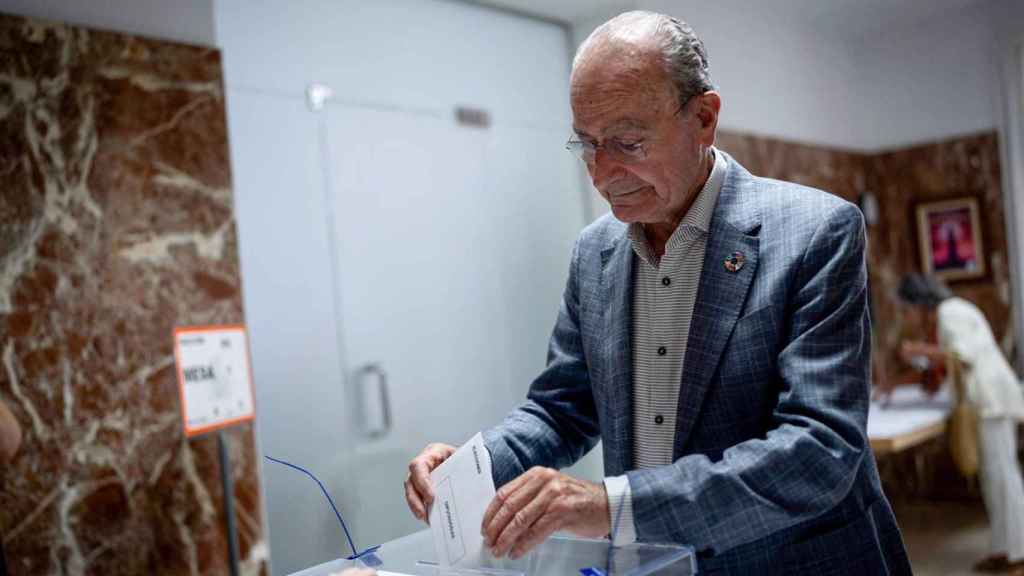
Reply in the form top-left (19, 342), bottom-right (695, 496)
top-left (869, 386), bottom-right (954, 496)
top-left (868, 387), bottom-right (952, 456)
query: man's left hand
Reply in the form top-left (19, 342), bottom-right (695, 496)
top-left (481, 467), bottom-right (610, 559)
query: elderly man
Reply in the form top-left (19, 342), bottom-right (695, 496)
top-left (406, 11), bottom-right (910, 574)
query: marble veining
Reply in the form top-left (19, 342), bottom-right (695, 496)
top-left (0, 13), bottom-right (266, 575)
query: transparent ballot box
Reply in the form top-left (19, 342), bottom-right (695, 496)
top-left (289, 529), bottom-right (697, 576)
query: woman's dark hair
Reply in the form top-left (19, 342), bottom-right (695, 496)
top-left (897, 273), bottom-right (952, 308)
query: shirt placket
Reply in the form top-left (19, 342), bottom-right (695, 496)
top-left (657, 229), bottom-right (699, 462)
top-left (649, 259), bottom-right (669, 463)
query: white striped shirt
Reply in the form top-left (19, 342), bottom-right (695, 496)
top-left (605, 148), bottom-right (727, 545)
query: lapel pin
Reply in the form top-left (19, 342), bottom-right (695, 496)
top-left (724, 251), bottom-right (745, 273)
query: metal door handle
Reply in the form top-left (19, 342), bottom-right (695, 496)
top-left (354, 363), bottom-right (392, 439)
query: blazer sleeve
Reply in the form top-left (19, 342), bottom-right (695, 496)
top-left (482, 238), bottom-right (602, 488)
top-left (627, 202), bottom-right (872, 554)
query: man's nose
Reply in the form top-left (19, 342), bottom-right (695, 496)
top-left (588, 148), bottom-right (626, 188)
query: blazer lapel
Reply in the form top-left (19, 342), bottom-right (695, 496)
top-left (673, 156), bottom-right (761, 458)
top-left (599, 231), bottom-right (635, 477)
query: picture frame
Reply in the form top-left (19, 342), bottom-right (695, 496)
top-left (915, 197), bottom-right (986, 282)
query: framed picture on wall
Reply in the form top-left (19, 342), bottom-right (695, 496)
top-left (915, 197), bottom-right (986, 282)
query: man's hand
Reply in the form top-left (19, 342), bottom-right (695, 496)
top-left (481, 467), bottom-right (609, 560)
top-left (404, 443), bottom-right (456, 522)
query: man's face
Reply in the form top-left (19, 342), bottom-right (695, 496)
top-left (570, 49), bottom-right (714, 226)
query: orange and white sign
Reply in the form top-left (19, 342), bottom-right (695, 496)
top-left (173, 325), bottom-right (255, 437)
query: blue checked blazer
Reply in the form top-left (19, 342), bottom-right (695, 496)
top-left (482, 153), bottom-right (912, 575)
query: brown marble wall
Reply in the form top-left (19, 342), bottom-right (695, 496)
top-left (718, 130), bottom-right (1014, 378)
top-left (866, 133), bottom-right (1013, 369)
top-left (0, 13), bottom-right (266, 576)
top-left (717, 131), bottom-right (870, 204)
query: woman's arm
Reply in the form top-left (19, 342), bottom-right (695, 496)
top-left (900, 340), bottom-right (947, 366)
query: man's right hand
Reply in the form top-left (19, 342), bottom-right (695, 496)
top-left (404, 442), bottom-right (456, 522)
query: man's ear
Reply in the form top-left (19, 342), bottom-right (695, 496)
top-left (696, 91), bottom-right (721, 144)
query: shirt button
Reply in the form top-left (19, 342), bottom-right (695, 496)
top-left (657, 346), bottom-right (667, 356)
top-left (662, 277), bottom-right (671, 286)
top-left (654, 415), bottom-right (664, 425)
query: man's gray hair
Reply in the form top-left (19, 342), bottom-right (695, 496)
top-left (574, 11), bottom-right (714, 105)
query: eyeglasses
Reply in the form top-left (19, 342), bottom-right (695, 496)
top-left (565, 136), bottom-right (647, 164)
top-left (565, 97), bottom-right (692, 165)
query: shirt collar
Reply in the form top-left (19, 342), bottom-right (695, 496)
top-left (627, 147), bottom-right (727, 263)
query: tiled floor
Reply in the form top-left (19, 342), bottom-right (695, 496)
top-left (896, 501), bottom-right (991, 575)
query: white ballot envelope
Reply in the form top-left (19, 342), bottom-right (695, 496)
top-left (428, 432), bottom-right (496, 569)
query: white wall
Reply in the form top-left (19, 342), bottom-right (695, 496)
top-left (643, 0), bottom-right (867, 149)
top-left (992, 0), bottom-right (1024, 46)
top-left (849, 4), bottom-right (998, 150)
top-left (216, 0), bottom-right (572, 127)
top-left (991, 0), bottom-right (1024, 369)
top-left (0, 0), bottom-right (214, 45)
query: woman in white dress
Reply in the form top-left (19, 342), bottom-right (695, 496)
top-left (898, 274), bottom-right (1024, 574)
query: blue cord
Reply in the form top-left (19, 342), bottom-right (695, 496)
top-left (264, 455), bottom-right (362, 558)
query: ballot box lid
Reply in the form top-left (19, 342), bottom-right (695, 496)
top-left (289, 529), bottom-right (697, 576)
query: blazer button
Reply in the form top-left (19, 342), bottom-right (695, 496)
top-left (654, 415), bottom-right (664, 425)
top-left (661, 277), bottom-right (671, 286)
top-left (657, 346), bottom-right (667, 356)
